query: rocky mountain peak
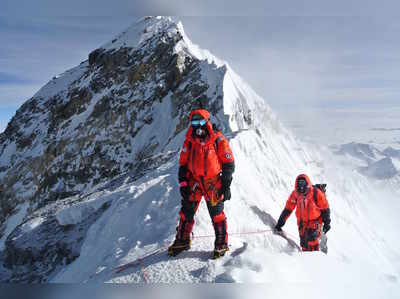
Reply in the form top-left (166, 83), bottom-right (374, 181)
top-left (100, 16), bottom-right (183, 51)
top-left (0, 16), bottom-right (270, 281)
top-left (1, 18), bottom-right (215, 205)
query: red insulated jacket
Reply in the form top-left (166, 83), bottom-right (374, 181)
top-left (284, 174), bottom-right (329, 225)
top-left (179, 109), bottom-right (234, 181)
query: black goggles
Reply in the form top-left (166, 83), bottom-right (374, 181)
top-left (297, 179), bottom-right (308, 188)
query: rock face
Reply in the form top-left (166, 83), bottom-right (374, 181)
top-left (0, 17), bottom-right (256, 281)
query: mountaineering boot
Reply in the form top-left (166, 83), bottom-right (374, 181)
top-left (212, 244), bottom-right (229, 259)
top-left (168, 219), bottom-right (194, 257)
top-left (168, 239), bottom-right (191, 257)
top-left (212, 214), bottom-right (228, 259)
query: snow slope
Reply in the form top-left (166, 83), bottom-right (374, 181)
top-left (51, 19), bottom-right (399, 295)
top-left (0, 17), bottom-right (399, 294)
top-left (52, 126), bottom-right (400, 286)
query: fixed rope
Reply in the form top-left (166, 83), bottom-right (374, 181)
top-left (192, 228), bottom-right (276, 239)
top-left (116, 228), bottom-right (300, 282)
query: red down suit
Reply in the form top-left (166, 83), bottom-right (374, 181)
top-left (175, 109), bottom-right (235, 249)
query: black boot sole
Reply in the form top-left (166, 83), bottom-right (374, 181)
top-left (212, 248), bottom-right (229, 259)
top-left (167, 245), bottom-right (190, 257)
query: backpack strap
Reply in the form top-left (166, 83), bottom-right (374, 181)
top-left (313, 185), bottom-right (327, 210)
top-left (313, 186), bottom-right (318, 205)
top-left (212, 123), bottom-right (220, 132)
top-left (214, 136), bottom-right (223, 153)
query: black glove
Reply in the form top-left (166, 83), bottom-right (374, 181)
top-left (321, 208), bottom-right (331, 234)
top-left (180, 184), bottom-right (190, 200)
top-left (275, 218), bottom-right (285, 232)
top-left (323, 223), bottom-right (331, 233)
top-left (275, 209), bottom-right (290, 232)
top-left (217, 184), bottom-right (231, 201)
top-left (274, 223), bottom-right (283, 232)
top-left (221, 187), bottom-right (231, 201)
top-left (218, 162), bottom-right (234, 201)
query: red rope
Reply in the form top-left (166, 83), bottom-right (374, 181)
top-left (193, 228), bottom-right (276, 239)
top-left (135, 228), bottom-right (297, 282)
top-left (141, 263), bottom-right (150, 283)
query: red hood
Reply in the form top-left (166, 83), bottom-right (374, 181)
top-left (295, 174), bottom-right (312, 190)
top-left (186, 109), bottom-right (214, 140)
top-left (189, 109), bottom-right (210, 121)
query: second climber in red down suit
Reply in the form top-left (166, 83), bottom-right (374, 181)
top-left (275, 174), bottom-right (331, 252)
top-left (168, 109), bottom-right (235, 259)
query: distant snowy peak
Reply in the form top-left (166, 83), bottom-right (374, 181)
top-left (335, 142), bottom-right (382, 163)
top-left (334, 142), bottom-right (400, 162)
top-left (382, 146), bottom-right (400, 159)
top-left (359, 157), bottom-right (398, 180)
top-left (333, 142), bottom-right (400, 180)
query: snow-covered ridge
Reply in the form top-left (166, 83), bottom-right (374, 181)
top-left (102, 17), bottom-right (178, 51)
top-left (0, 17), bottom-right (399, 291)
top-left (99, 16), bottom-right (268, 132)
top-left (102, 17), bottom-right (226, 67)
top-left (0, 15), bottom-right (269, 281)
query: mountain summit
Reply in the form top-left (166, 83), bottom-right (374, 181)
top-left (0, 17), bottom-right (398, 289)
top-left (0, 16), bottom-right (282, 282)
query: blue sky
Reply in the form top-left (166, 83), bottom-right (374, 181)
top-left (1, 13), bottom-right (400, 136)
top-left (0, 16), bottom-right (131, 131)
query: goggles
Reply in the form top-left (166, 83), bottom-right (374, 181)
top-left (297, 179), bottom-right (308, 188)
top-left (191, 119), bottom-right (207, 126)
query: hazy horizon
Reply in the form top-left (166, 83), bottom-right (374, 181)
top-left (1, 15), bottom-right (400, 146)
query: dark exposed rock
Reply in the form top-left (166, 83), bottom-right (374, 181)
top-left (0, 197), bottom-right (16, 224)
top-left (3, 201), bottom-right (111, 283)
top-left (128, 63), bottom-right (151, 87)
top-left (16, 133), bottom-right (36, 150)
top-left (89, 74), bottom-right (109, 93)
top-left (88, 48), bottom-right (104, 66)
top-left (57, 87), bottom-right (92, 120)
top-left (90, 96), bottom-right (112, 119)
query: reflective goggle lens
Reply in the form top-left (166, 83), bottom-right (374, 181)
top-left (191, 119), bottom-right (206, 126)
